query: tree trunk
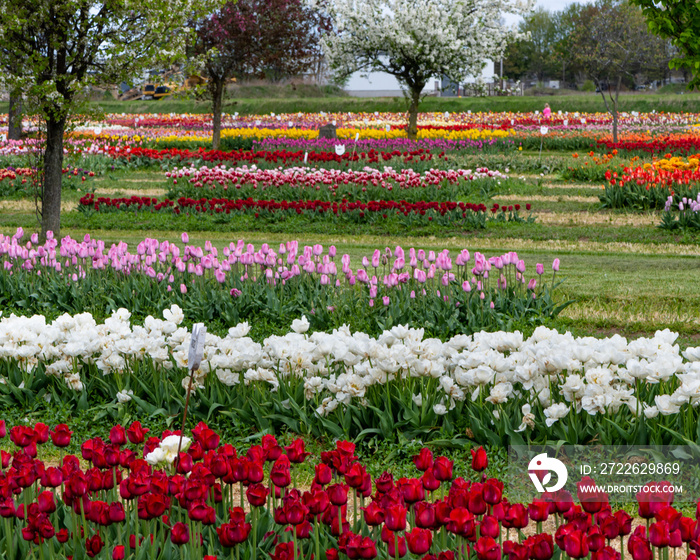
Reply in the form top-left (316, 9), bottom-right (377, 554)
top-left (211, 78), bottom-right (225, 150)
top-left (8, 91), bottom-right (22, 141)
top-left (42, 116), bottom-right (66, 240)
top-left (406, 85), bottom-right (424, 141)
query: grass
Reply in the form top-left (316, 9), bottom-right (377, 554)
top-left (5, 90), bottom-right (700, 116)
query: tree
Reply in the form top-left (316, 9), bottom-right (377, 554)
top-left (569, 0), bottom-right (665, 142)
top-left (196, 0), bottom-right (331, 149)
top-left (320, 0), bottom-right (533, 140)
top-left (628, 0), bottom-right (700, 89)
top-left (0, 0), bottom-right (219, 239)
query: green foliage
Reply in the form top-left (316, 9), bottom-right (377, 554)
top-left (629, 0), bottom-right (700, 90)
top-left (581, 80), bottom-right (596, 92)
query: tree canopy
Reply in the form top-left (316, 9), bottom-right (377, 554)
top-left (0, 0), bottom-right (220, 238)
top-left (321, 0), bottom-right (533, 139)
top-left (629, 0), bottom-right (700, 89)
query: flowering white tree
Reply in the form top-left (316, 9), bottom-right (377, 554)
top-left (321, 0), bottom-right (533, 138)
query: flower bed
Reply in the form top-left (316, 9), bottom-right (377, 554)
top-left (164, 166), bottom-right (510, 203)
top-left (600, 165), bottom-right (700, 211)
top-left (660, 193), bottom-right (700, 230)
top-left (77, 194), bottom-right (531, 229)
top-left (1, 423), bottom-right (695, 560)
top-left (1, 299), bottom-right (700, 445)
top-left (0, 231), bottom-right (560, 340)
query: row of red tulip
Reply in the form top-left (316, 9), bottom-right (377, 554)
top-left (0, 419), bottom-right (697, 560)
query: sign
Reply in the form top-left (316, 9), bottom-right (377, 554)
top-left (540, 126), bottom-right (549, 135)
top-left (188, 323), bottom-right (206, 372)
top-left (335, 144), bottom-right (346, 156)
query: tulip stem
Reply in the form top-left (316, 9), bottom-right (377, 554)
top-left (252, 507), bottom-right (258, 560)
top-left (315, 517), bottom-right (321, 560)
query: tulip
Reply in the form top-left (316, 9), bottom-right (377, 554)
top-left (414, 501), bottom-right (436, 529)
top-left (592, 546), bottom-right (621, 560)
top-left (475, 536), bottom-right (501, 560)
top-left (385, 503), bottom-right (407, 532)
top-left (270, 455), bottom-right (292, 488)
top-left (588, 526), bottom-right (606, 552)
top-left (413, 448), bottom-right (433, 471)
top-left (126, 421), bottom-right (149, 444)
top-left (650, 521), bottom-right (671, 548)
top-left (406, 528), bottom-right (433, 555)
top-left (328, 483), bottom-right (349, 506)
top-left (217, 520), bottom-right (252, 546)
top-left (433, 456), bottom-right (454, 481)
top-left (480, 515), bottom-right (500, 538)
top-left (246, 483), bottom-right (270, 507)
top-left (527, 534), bottom-right (554, 560)
top-left (628, 536), bottom-right (652, 560)
top-left (0, 420), bottom-right (5, 438)
top-left (504, 504), bottom-right (528, 529)
top-left (86, 534), bottom-right (105, 558)
top-left (471, 447), bottom-right (488, 471)
top-left (503, 541), bottom-right (529, 560)
top-left (285, 438), bottom-right (311, 463)
top-left (109, 425), bottom-right (127, 446)
top-left (112, 545), bottom-right (126, 560)
top-left (564, 530), bottom-right (589, 558)
top-left (362, 502), bottom-right (385, 526)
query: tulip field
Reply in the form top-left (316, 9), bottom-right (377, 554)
top-left (2, 106), bottom-right (700, 558)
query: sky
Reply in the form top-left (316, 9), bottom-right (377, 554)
top-left (505, 0), bottom-right (592, 25)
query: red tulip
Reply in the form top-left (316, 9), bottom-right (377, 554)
top-left (592, 546), bottom-right (621, 560)
top-left (270, 455), bottom-right (291, 488)
top-left (406, 528), bottom-right (433, 555)
top-left (413, 448), bottom-right (433, 471)
top-left (246, 483), bottom-right (270, 507)
top-left (37, 491), bottom-right (56, 513)
top-left (414, 501), bottom-right (436, 529)
top-left (503, 541), bottom-right (529, 560)
top-left (385, 503), bottom-right (407, 532)
top-left (86, 534), bottom-right (105, 558)
top-left (10, 425), bottom-right (35, 447)
top-left (285, 438), bottom-right (311, 464)
top-left (628, 536), bottom-right (652, 560)
top-left (650, 521), bottom-right (670, 548)
top-left (398, 477), bottom-right (424, 504)
top-left (587, 526), bottom-right (606, 552)
top-left (362, 502), bottom-right (385, 526)
top-left (564, 530), bottom-right (589, 558)
top-left (345, 463), bottom-right (366, 489)
top-left (34, 422), bottom-right (49, 444)
top-left (171, 522), bottom-right (190, 545)
top-left (315, 463), bottom-right (333, 485)
top-left (327, 483), bottom-right (349, 506)
top-left (526, 534), bottom-right (554, 560)
top-left (433, 456), bottom-right (454, 481)
top-left (447, 507), bottom-right (476, 537)
top-left (0, 420), bottom-right (5, 438)
top-left (126, 421), bottom-right (149, 444)
top-left (475, 537), bottom-right (501, 560)
top-left (109, 425), bottom-right (127, 446)
top-left (504, 504), bottom-right (528, 529)
top-left (481, 515), bottom-right (500, 538)
top-left (386, 532), bottom-right (407, 558)
top-left (576, 477), bottom-right (608, 514)
top-left (471, 447), bottom-right (488, 472)
top-left (600, 515), bottom-right (620, 539)
top-left (192, 422), bottom-right (220, 450)
top-left (112, 545), bottom-right (126, 560)
top-left (375, 472), bottom-right (394, 493)
top-left (528, 499), bottom-right (550, 522)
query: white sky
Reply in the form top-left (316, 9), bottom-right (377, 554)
top-left (504, 0), bottom-right (593, 26)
